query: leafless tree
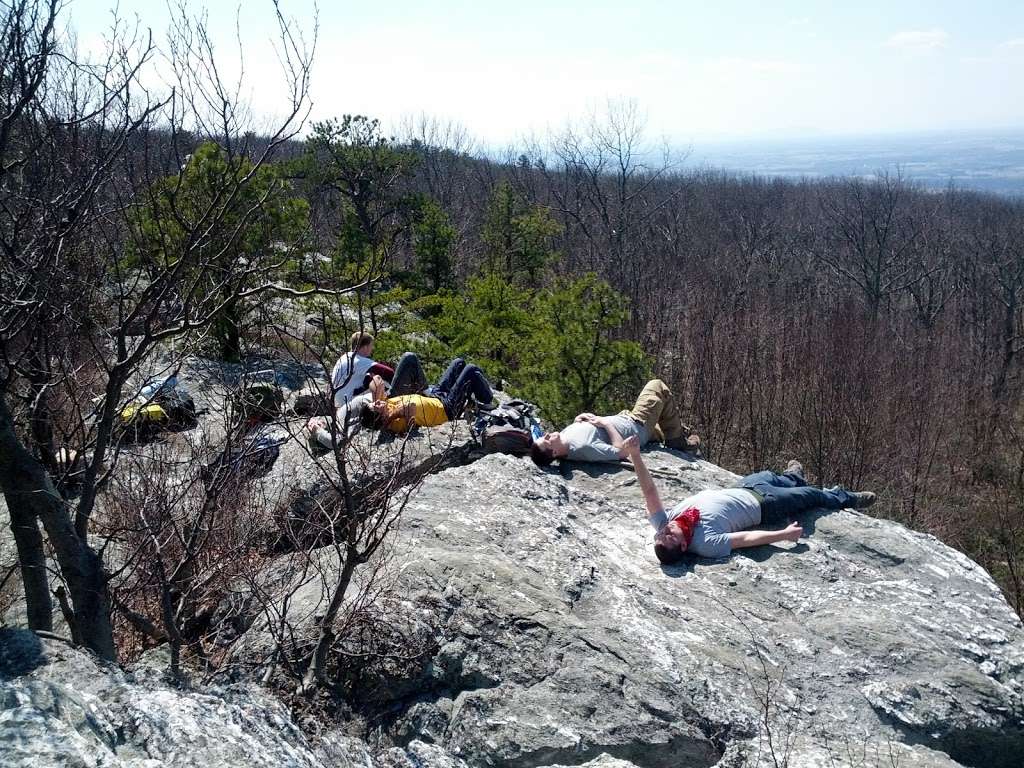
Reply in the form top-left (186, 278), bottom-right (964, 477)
top-left (0, 0), bottom-right (316, 659)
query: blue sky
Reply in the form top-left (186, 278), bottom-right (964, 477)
top-left (68, 1), bottom-right (1024, 146)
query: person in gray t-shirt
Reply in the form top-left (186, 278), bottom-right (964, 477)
top-left (621, 438), bottom-right (877, 563)
top-left (531, 379), bottom-right (700, 466)
top-left (549, 414), bottom-right (649, 463)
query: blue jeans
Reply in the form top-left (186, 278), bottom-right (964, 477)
top-left (737, 471), bottom-right (858, 525)
top-left (426, 358), bottom-right (493, 419)
top-left (390, 352), bottom-right (429, 397)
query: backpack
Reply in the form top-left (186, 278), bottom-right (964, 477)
top-left (121, 402), bottom-right (169, 424)
top-left (471, 400), bottom-right (540, 457)
top-left (120, 402), bottom-right (169, 441)
top-left (480, 423), bottom-right (533, 456)
top-left (202, 435), bottom-right (284, 484)
top-left (234, 374), bottom-right (284, 422)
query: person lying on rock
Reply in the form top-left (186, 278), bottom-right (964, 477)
top-left (330, 331), bottom-right (395, 409)
top-left (361, 354), bottom-right (494, 434)
top-left (304, 391), bottom-right (372, 450)
top-left (530, 379), bottom-right (700, 466)
top-left (622, 437), bottom-right (877, 564)
top-left (306, 350), bottom-right (461, 449)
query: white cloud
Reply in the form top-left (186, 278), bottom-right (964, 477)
top-left (997, 38), bottom-right (1024, 51)
top-left (885, 28), bottom-right (950, 53)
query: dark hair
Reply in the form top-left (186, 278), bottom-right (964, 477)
top-left (653, 538), bottom-right (686, 565)
top-left (530, 441), bottom-right (555, 467)
top-left (360, 405), bottom-right (383, 430)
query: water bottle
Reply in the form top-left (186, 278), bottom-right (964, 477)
top-left (529, 420), bottom-right (544, 441)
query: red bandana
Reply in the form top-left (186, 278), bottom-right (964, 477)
top-left (673, 507), bottom-right (701, 548)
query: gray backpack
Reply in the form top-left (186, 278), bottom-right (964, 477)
top-left (472, 401), bottom-right (536, 456)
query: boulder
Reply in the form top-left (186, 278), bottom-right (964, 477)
top-left (0, 628), bottom-right (363, 768)
top-left (4, 395), bottom-right (1024, 768)
top-left (314, 450), bottom-right (1023, 768)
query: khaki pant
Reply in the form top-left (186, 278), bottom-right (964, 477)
top-left (624, 379), bottom-right (688, 443)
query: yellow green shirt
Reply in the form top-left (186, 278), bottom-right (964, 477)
top-left (384, 394), bottom-right (448, 433)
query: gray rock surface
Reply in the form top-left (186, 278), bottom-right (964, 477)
top-left (3, 397), bottom-right (1024, 767)
top-left (0, 628), bottom-right (363, 768)
top-left (345, 450), bottom-right (1023, 768)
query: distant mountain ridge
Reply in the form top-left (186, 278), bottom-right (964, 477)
top-left (688, 130), bottom-right (1024, 195)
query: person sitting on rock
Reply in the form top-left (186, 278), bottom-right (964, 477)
top-left (622, 437), bottom-right (877, 564)
top-left (306, 350), bottom-right (452, 450)
top-left (330, 331), bottom-right (394, 409)
top-left (361, 354), bottom-right (494, 434)
top-left (530, 379), bottom-right (700, 466)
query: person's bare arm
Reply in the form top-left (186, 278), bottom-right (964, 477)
top-left (580, 413), bottom-right (630, 458)
top-left (381, 401), bottom-right (416, 432)
top-left (624, 437), bottom-right (664, 520)
top-left (402, 401), bottom-right (417, 428)
top-left (599, 417), bottom-right (629, 457)
top-left (370, 374), bottom-right (387, 402)
top-left (728, 522), bottom-right (803, 549)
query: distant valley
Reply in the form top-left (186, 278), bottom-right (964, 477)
top-left (689, 130), bottom-right (1024, 195)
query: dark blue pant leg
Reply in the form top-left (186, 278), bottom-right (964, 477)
top-left (390, 353), bottom-right (429, 396)
top-left (738, 470), bottom-right (803, 489)
top-left (438, 365), bottom-right (493, 419)
top-left (430, 358), bottom-right (466, 396)
top-left (754, 483), bottom-right (858, 524)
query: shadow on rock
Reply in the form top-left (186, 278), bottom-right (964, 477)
top-left (737, 541), bottom-right (810, 562)
top-left (0, 629), bottom-right (45, 679)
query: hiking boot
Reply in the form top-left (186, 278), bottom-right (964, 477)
top-left (784, 460), bottom-right (805, 482)
top-left (666, 434), bottom-right (701, 453)
top-left (851, 491), bottom-right (877, 509)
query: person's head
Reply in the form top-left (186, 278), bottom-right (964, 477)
top-left (361, 400), bottom-right (386, 430)
top-left (530, 441), bottom-right (555, 467)
top-left (350, 331), bottom-right (374, 357)
top-left (653, 520), bottom-right (687, 565)
top-left (530, 431), bottom-right (568, 467)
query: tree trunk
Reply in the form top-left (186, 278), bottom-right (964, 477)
top-left (0, 396), bottom-right (116, 659)
top-left (5, 495), bottom-right (53, 631)
top-left (301, 551), bottom-right (358, 692)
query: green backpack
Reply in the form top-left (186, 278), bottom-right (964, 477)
top-left (234, 372), bottom-right (284, 422)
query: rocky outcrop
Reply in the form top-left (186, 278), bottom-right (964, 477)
top-left (0, 628), bottom-right (372, 768)
top-left (221, 448), bottom-right (1024, 768)
top-left (3, 375), bottom-right (1023, 767)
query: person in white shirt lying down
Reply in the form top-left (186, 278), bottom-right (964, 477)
top-left (620, 436), bottom-right (877, 564)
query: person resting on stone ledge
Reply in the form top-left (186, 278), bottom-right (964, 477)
top-left (530, 378), bottom-right (701, 466)
top-left (306, 350), bottom-right (460, 449)
top-left (361, 354), bottom-right (495, 435)
top-left (620, 436), bottom-right (877, 564)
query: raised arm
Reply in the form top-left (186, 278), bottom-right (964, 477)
top-left (623, 437), bottom-right (665, 521)
top-left (369, 374), bottom-right (388, 402)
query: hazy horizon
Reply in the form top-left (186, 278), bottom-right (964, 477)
top-left (67, 1), bottom-right (1024, 143)
top-left (62, 0), bottom-right (1024, 194)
